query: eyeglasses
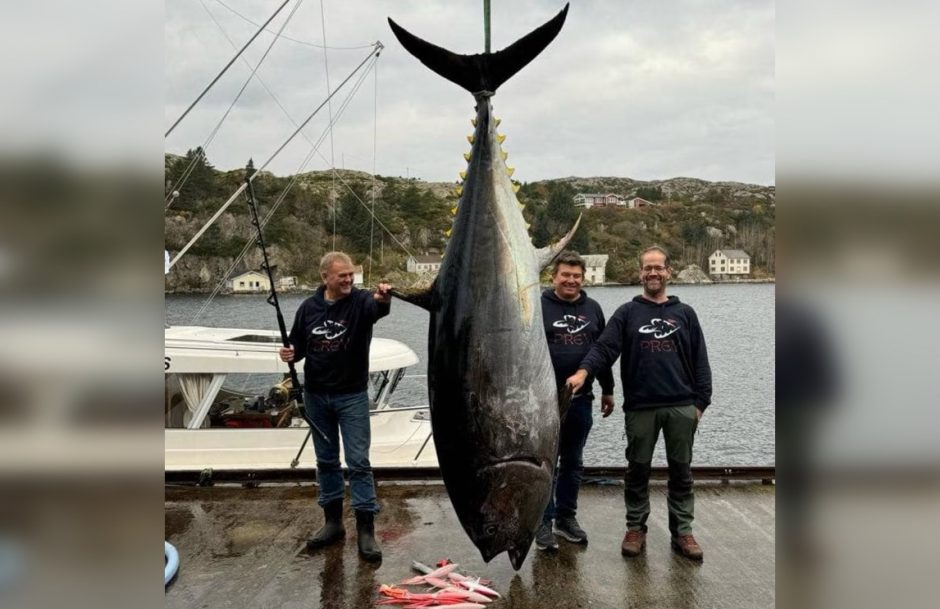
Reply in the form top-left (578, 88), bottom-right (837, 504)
top-left (641, 265), bottom-right (668, 273)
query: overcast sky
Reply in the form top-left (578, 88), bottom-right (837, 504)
top-left (165, 0), bottom-right (773, 185)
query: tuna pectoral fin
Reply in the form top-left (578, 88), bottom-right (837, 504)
top-left (535, 213), bottom-right (582, 270)
top-left (558, 384), bottom-right (573, 421)
top-left (388, 4), bottom-right (568, 94)
top-left (390, 286), bottom-right (434, 311)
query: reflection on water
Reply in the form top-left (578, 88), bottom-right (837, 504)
top-left (166, 284), bottom-right (775, 466)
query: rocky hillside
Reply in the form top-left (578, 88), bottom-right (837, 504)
top-left (165, 149), bottom-right (774, 291)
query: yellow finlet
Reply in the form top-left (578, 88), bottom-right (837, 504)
top-left (501, 150), bottom-right (508, 161)
top-left (497, 134), bottom-right (506, 144)
top-left (512, 182), bottom-right (521, 193)
top-left (467, 135), bottom-right (475, 145)
top-left (463, 152), bottom-right (471, 162)
top-left (454, 185), bottom-right (463, 197)
top-left (506, 166), bottom-right (515, 177)
top-left (444, 227), bottom-right (452, 237)
top-left (459, 170), bottom-right (467, 180)
top-left (471, 118), bottom-right (477, 127)
top-left (495, 118), bottom-right (502, 127)
top-left (450, 205), bottom-right (458, 216)
top-left (518, 202), bottom-right (525, 210)
top-left (525, 222), bottom-right (531, 230)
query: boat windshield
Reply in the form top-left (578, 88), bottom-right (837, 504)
top-left (227, 334), bottom-right (281, 344)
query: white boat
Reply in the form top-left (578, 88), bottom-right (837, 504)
top-left (165, 325), bottom-right (437, 472)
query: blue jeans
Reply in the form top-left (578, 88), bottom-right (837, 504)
top-left (544, 394), bottom-right (594, 521)
top-left (303, 389), bottom-right (379, 513)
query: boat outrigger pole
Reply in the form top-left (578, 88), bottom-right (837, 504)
top-left (243, 160), bottom-right (329, 445)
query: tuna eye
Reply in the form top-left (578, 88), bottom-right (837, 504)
top-left (483, 523), bottom-right (498, 537)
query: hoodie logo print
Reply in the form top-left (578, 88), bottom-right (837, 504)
top-left (639, 318), bottom-right (680, 339)
top-left (312, 320), bottom-right (348, 340)
top-left (553, 315), bottom-right (591, 334)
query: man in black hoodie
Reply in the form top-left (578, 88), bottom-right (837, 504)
top-left (567, 246), bottom-right (712, 561)
top-left (536, 251), bottom-right (615, 552)
top-left (279, 251), bottom-right (391, 562)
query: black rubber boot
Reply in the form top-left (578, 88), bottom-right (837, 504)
top-left (355, 510), bottom-right (382, 562)
top-left (306, 499), bottom-right (345, 550)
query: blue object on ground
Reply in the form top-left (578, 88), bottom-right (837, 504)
top-left (164, 541), bottom-right (179, 586)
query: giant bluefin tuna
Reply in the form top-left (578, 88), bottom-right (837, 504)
top-left (388, 4), bottom-right (577, 569)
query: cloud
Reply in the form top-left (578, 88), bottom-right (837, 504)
top-left (165, 0), bottom-right (774, 184)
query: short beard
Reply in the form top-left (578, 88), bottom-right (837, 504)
top-left (643, 280), bottom-right (665, 297)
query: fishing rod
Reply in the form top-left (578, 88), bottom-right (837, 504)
top-left (243, 160), bottom-right (329, 445)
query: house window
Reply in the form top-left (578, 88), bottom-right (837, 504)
top-left (239, 281), bottom-right (244, 287)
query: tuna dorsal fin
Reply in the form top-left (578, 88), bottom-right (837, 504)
top-left (387, 3), bottom-right (569, 94)
top-left (557, 383), bottom-right (573, 421)
top-left (390, 286), bottom-right (435, 311)
top-left (535, 213), bottom-right (582, 270)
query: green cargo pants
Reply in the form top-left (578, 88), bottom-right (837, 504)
top-left (624, 405), bottom-right (698, 536)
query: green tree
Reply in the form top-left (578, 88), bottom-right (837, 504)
top-left (334, 185), bottom-right (374, 252)
top-left (168, 147), bottom-right (216, 209)
top-left (680, 220), bottom-right (707, 244)
top-left (636, 186), bottom-right (663, 201)
top-left (537, 183), bottom-right (588, 252)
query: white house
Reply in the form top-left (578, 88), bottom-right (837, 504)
top-left (573, 193), bottom-right (626, 209)
top-left (231, 270), bottom-right (270, 293)
top-left (276, 276), bottom-right (297, 290)
top-left (581, 254), bottom-right (609, 285)
top-left (708, 249), bottom-right (751, 276)
top-left (406, 254), bottom-right (443, 274)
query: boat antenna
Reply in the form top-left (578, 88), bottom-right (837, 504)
top-left (243, 159), bottom-right (329, 445)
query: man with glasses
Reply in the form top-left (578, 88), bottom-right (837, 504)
top-left (566, 246), bottom-right (712, 561)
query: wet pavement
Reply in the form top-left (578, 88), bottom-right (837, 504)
top-left (165, 481), bottom-right (774, 608)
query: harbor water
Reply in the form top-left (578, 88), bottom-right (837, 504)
top-left (165, 283), bottom-right (774, 467)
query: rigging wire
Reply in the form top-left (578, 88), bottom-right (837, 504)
top-left (368, 59), bottom-right (377, 285)
top-left (318, 0), bottom-right (337, 251)
top-left (189, 56), bottom-right (378, 324)
top-left (167, 44), bottom-right (382, 273)
top-left (165, 0), bottom-right (293, 138)
top-left (167, 0), bottom-right (304, 208)
top-left (213, 0), bottom-right (374, 49)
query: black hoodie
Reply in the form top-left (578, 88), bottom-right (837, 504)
top-left (581, 295), bottom-right (712, 412)
top-left (288, 285), bottom-right (390, 393)
top-left (542, 288), bottom-right (615, 398)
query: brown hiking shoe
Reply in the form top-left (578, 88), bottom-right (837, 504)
top-left (671, 534), bottom-right (704, 561)
top-left (620, 530), bottom-right (646, 557)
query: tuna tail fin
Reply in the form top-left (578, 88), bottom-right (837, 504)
top-left (387, 3), bottom-right (569, 95)
top-left (535, 213), bottom-right (582, 270)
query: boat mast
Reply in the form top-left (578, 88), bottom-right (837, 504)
top-left (484, 0), bottom-right (491, 53)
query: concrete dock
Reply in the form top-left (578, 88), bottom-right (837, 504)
top-left (165, 480), bottom-right (774, 608)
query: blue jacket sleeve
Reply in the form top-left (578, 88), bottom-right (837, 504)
top-left (364, 290), bottom-right (391, 322)
top-left (581, 303), bottom-right (628, 378)
top-left (688, 309), bottom-right (712, 410)
top-left (287, 304), bottom-right (306, 364)
top-left (594, 303), bottom-right (616, 395)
